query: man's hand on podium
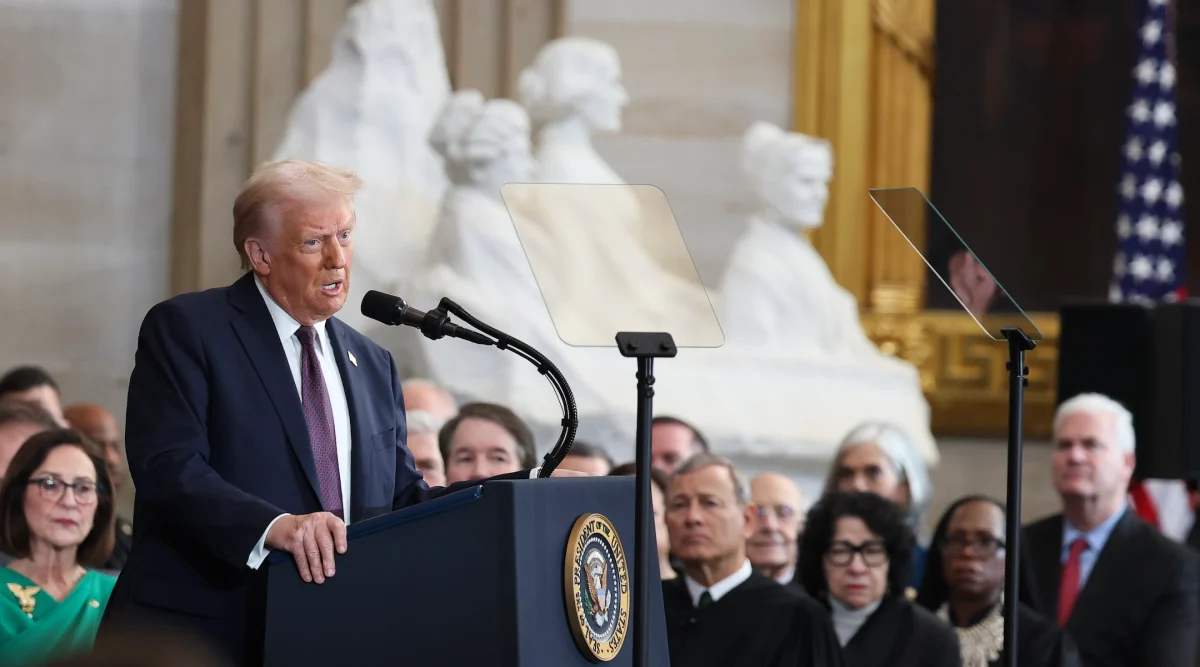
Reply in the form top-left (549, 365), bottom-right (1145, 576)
top-left (266, 512), bottom-right (348, 584)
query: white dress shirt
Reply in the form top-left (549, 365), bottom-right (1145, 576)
top-left (247, 278), bottom-right (354, 569)
top-left (683, 559), bottom-right (754, 608)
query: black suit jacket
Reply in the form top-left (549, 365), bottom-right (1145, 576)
top-left (1022, 510), bottom-right (1200, 667)
top-left (99, 273), bottom-right (528, 664)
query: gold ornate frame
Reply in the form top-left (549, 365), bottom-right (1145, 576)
top-left (791, 0), bottom-right (1058, 437)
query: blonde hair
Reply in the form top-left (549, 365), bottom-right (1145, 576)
top-left (232, 159), bottom-right (364, 270)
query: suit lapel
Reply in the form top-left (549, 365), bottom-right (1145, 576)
top-left (327, 318), bottom-right (369, 523)
top-left (228, 274), bottom-right (322, 503)
top-left (1067, 509), bottom-right (1137, 633)
top-left (1027, 515), bottom-right (1064, 618)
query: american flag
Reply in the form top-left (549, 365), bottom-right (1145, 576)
top-left (1110, 0), bottom-right (1187, 303)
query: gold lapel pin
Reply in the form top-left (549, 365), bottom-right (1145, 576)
top-left (8, 583), bottom-right (39, 618)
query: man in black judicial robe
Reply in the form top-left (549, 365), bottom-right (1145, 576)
top-left (661, 454), bottom-right (842, 667)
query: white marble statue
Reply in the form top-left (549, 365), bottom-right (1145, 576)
top-left (513, 37), bottom-right (717, 344)
top-left (519, 37), bottom-right (630, 188)
top-left (386, 91), bottom-right (620, 433)
top-left (721, 122), bottom-right (880, 359)
top-left (271, 0), bottom-right (451, 331)
top-left (695, 121), bottom-right (934, 462)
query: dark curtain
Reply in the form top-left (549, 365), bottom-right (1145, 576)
top-left (927, 0), bottom-right (1139, 312)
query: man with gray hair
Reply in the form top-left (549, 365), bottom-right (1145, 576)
top-left (1023, 392), bottom-right (1199, 667)
top-left (401, 378), bottom-right (458, 422)
top-left (405, 409), bottom-right (445, 487)
top-left (661, 453), bottom-right (840, 667)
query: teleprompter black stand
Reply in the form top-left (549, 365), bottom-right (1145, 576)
top-left (1001, 327), bottom-right (1036, 667)
top-left (615, 331), bottom-right (678, 667)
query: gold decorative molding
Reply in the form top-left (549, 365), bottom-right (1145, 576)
top-left (794, 0), bottom-right (1057, 438)
top-left (862, 312), bottom-right (1059, 437)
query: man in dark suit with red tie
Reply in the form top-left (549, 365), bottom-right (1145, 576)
top-left (98, 160), bottom-right (579, 664)
top-left (1022, 393), bottom-right (1199, 667)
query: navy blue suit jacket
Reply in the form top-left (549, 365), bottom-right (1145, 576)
top-left (100, 273), bottom-right (527, 662)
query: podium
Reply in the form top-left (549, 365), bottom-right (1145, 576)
top-left (256, 477), bottom-right (670, 666)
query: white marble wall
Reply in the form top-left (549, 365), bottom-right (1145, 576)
top-left (0, 0), bottom-right (178, 477)
top-left (567, 0), bottom-right (794, 287)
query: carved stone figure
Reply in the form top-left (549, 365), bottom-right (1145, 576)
top-left (514, 37), bottom-right (716, 343)
top-left (721, 122), bottom-right (881, 358)
top-left (387, 91), bottom-right (618, 431)
top-left (271, 0), bottom-right (451, 331)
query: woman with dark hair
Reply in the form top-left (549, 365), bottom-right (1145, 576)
top-left (609, 462), bottom-right (676, 580)
top-left (0, 429), bottom-right (116, 665)
top-left (822, 422), bottom-right (933, 588)
top-left (799, 491), bottom-right (960, 667)
top-left (915, 495), bottom-right (1079, 667)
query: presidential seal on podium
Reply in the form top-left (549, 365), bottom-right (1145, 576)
top-left (565, 513), bottom-right (630, 662)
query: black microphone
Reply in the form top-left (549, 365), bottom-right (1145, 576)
top-left (361, 290), bottom-right (492, 345)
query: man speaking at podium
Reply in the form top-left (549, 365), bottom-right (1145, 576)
top-left (99, 160), bottom-right (576, 663)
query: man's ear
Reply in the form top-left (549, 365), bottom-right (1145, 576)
top-left (742, 503), bottom-right (756, 540)
top-left (245, 238), bottom-right (271, 276)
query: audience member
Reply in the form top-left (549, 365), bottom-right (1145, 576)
top-left (0, 430), bottom-right (116, 666)
top-left (651, 415), bottom-right (708, 475)
top-left (747, 472), bottom-right (805, 592)
top-left (609, 462), bottom-right (676, 580)
top-left (1022, 393), bottom-right (1199, 667)
top-left (439, 402), bottom-right (536, 483)
top-left (823, 422), bottom-right (932, 587)
top-left (0, 400), bottom-right (59, 480)
top-left (0, 366), bottom-right (67, 427)
top-left (401, 378), bottom-right (459, 422)
top-left (405, 409), bottom-right (446, 487)
top-left (559, 441), bottom-right (613, 476)
top-left (62, 404), bottom-right (131, 571)
top-left (917, 495), bottom-right (1079, 667)
top-left (798, 491), bottom-right (958, 667)
top-left (661, 453), bottom-right (841, 667)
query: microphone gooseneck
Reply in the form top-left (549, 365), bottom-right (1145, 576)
top-left (359, 291), bottom-right (578, 476)
top-left (435, 297), bottom-right (578, 478)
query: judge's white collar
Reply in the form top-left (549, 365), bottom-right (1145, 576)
top-left (684, 559), bottom-right (753, 608)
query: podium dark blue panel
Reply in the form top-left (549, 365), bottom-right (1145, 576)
top-left (259, 477), bottom-right (669, 666)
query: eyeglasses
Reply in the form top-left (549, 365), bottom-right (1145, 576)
top-left (825, 540), bottom-right (889, 567)
top-left (754, 504), bottom-right (797, 520)
top-left (26, 476), bottom-right (101, 506)
top-left (939, 533), bottom-right (1006, 557)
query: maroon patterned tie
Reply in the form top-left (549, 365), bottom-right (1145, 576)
top-left (296, 325), bottom-right (344, 519)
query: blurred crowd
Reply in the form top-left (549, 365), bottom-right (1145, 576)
top-left (0, 365), bottom-right (1197, 667)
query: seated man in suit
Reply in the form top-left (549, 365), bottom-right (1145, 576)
top-left (1022, 392), bottom-right (1200, 667)
top-left (661, 453), bottom-right (842, 667)
top-left (98, 159), bottom-right (580, 665)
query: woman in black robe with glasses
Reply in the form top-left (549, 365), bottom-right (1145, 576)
top-left (799, 491), bottom-right (960, 667)
top-left (915, 495), bottom-right (1080, 667)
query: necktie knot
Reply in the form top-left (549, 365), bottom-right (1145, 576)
top-left (1069, 537), bottom-right (1088, 558)
top-left (697, 590), bottom-right (713, 610)
top-left (296, 325), bottom-right (318, 349)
